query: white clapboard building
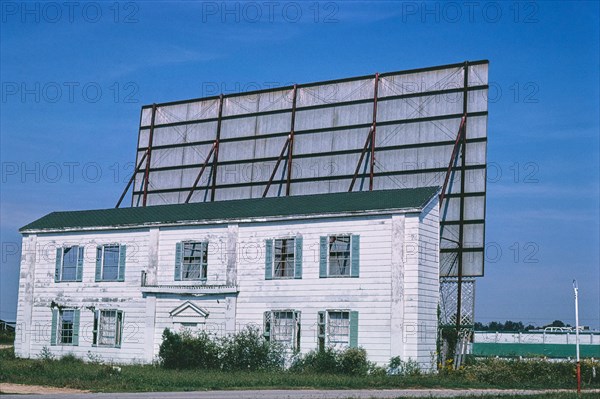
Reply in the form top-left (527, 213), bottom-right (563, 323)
top-left (15, 187), bottom-right (440, 368)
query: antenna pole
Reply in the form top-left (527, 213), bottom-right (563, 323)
top-left (573, 279), bottom-right (581, 394)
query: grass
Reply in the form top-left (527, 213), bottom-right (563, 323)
top-left (0, 348), bottom-right (598, 394)
top-left (441, 395), bottom-right (597, 399)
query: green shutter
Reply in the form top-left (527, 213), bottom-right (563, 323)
top-left (92, 311), bottom-right (99, 346)
top-left (55, 248), bottom-right (62, 282)
top-left (294, 237), bottom-right (303, 279)
top-left (349, 311), bottom-right (359, 348)
top-left (95, 246), bottom-right (102, 282)
top-left (174, 242), bottom-right (183, 281)
top-left (319, 236), bottom-right (328, 278)
top-left (265, 239), bottom-right (273, 280)
top-left (72, 309), bottom-right (80, 346)
top-left (50, 309), bottom-right (58, 346)
top-left (263, 311), bottom-right (270, 339)
top-left (116, 311), bottom-right (123, 348)
top-left (76, 246), bottom-right (84, 282)
top-left (118, 245), bottom-right (126, 282)
top-left (317, 311), bottom-right (326, 352)
top-left (351, 234), bottom-right (360, 278)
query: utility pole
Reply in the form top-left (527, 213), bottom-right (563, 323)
top-left (573, 279), bottom-right (581, 394)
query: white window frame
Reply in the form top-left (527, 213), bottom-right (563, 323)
top-left (273, 238), bottom-right (295, 279)
top-left (97, 244), bottom-right (120, 281)
top-left (93, 309), bottom-right (123, 348)
top-left (181, 241), bottom-right (208, 281)
top-left (327, 235), bottom-right (351, 277)
top-left (326, 310), bottom-right (350, 346)
top-left (264, 310), bottom-right (301, 350)
top-left (60, 246), bottom-right (81, 282)
top-left (57, 308), bottom-right (75, 346)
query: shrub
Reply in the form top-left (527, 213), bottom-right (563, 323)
top-left (290, 347), bottom-right (371, 376)
top-left (388, 356), bottom-right (422, 376)
top-left (37, 346), bottom-right (55, 362)
top-left (290, 347), bottom-right (339, 373)
top-left (59, 353), bottom-right (84, 364)
top-left (218, 326), bottom-right (284, 372)
top-left (339, 347), bottom-right (369, 375)
top-left (158, 326), bottom-right (284, 371)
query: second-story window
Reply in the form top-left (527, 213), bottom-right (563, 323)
top-left (175, 241), bottom-right (208, 281)
top-left (54, 246), bottom-right (84, 282)
top-left (95, 244), bottom-right (127, 282)
top-left (265, 237), bottom-right (303, 280)
top-left (319, 234), bottom-right (360, 278)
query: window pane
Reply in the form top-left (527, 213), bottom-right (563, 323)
top-left (59, 309), bottom-right (74, 345)
top-left (102, 245), bottom-right (120, 280)
top-left (274, 238), bottom-right (295, 278)
top-left (328, 311), bottom-right (350, 345)
top-left (62, 247), bottom-right (79, 281)
top-left (328, 236), bottom-right (350, 276)
top-left (182, 242), bottom-right (207, 280)
top-left (99, 310), bottom-right (117, 346)
top-left (272, 311), bottom-right (296, 347)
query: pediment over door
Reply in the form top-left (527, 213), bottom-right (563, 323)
top-left (169, 301), bottom-right (210, 324)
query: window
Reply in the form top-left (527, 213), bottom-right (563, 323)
top-left (265, 237), bottom-right (302, 280)
top-left (50, 308), bottom-right (80, 346)
top-left (93, 310), bottom-right (123, 347)
top-left (95, 244), bottom-right (126, 282)
top-left (175, 242), bottom-right (208, 281)
top-left (274, 238), bottom-right (295, 278)
top-left (55, 246), bottom-right (84, 282)
top-left (318, 310), bottom-right (358, 350)
top-left (264, 310), bottom-right (301, 350)
top-left (328, 235), bottom-right (351, 276)
top-left (328, 311), bottom-right (350, 345)
top-left (319, 235), bottom-right (360, 278)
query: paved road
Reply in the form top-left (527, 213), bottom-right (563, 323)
top-left (1, 389), bottom-right (597, 399)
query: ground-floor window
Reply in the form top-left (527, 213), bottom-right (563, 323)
top-left (51, 308), bottom-right (80, 346)
top-left (318, 310), bottom-right (358, 350)
top-left (264, 310), bottom-right (301, 351)
top-left (93, 310), bottom-right (123, 347)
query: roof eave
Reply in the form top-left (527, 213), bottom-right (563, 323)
top-left (19, 206), bottom-right (427, 235)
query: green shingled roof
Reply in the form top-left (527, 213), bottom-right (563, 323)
top-left (20, 187), bottom-right (439, 233)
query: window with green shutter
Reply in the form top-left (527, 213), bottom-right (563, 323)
top-left (320, 234), bottom-right (360, 278)
top-left (265, 237), bottom-right (302, 280)
top-left (51, 308), bottom-right (79, 346)
top-left (93, 309), bottom-right (124, 348)
top-left (174, 241), bottom-right (208, 281)
top-left (95, 244), bottom-right (126, 282)
top-left (56, 246), bottom-right (82, 282)
top-left (323, 310), bottom-right (358, 348)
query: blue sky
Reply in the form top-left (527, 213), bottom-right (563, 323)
top-left (1, 1), bottom-right (598, 328)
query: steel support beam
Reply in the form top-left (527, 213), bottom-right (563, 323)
top-left (142, 104), bottom-right (157, 207)
top-left (285, 85), bottom-right (298, 196)
top-left (439, 115), bottom-right (466, 206)
top-left (348, 126), bottom-right (373, 192)
top-left (262, 137), bottom-right (291, 198)
top-left (210, 94), bottom-right (224, 202)
top-left (116, 151), bottom-right (148, 208)
top-left (369, 73), bottom-right (380, 191)
top-left (456, 61), bottom-right (469, 331)
top-left (185, 142), bottom-right (217, 204)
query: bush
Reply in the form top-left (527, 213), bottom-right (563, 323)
top-left (388, 356), bottom-right (422, 376)
top-left (339, 348), bottom-right (369, 375)
top-left (290, 347), bottom-right (340, 373)
top-left (290, 347), bottom-right (371, 376)
top-left (158, 326), bottom-right (284, 371)
top-left (218, 326), bottom-right (284, 372)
